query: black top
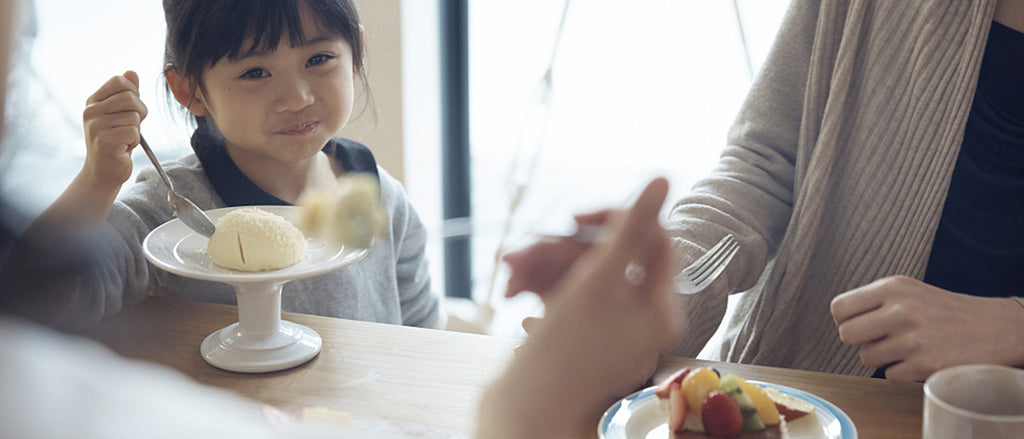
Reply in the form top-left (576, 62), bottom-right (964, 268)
top-left (923, 21), bottom-right (1024, 297)
top-left (874, 22), bottom-right (1024, 379)
top-left (191, 123), bottom-right (380, 207)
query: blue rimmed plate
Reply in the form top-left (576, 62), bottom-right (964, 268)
top-left (599, 381), bottom-right (857, 439)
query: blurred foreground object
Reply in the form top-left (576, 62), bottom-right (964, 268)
top-left (298, 174), bottom-right (388, 249)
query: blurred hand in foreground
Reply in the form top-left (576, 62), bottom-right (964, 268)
top-left (502, 209), bottom-right (610, 300)
top-left (478, 177), bottom-right (683, 439)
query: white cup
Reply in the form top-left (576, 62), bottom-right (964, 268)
top-left (923, 364), bottom-right (1024, 438)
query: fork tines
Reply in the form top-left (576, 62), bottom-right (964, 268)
top-left (682, 234), bottom-right (739, 291)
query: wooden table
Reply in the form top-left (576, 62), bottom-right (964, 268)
top-left (89, 296), bottom-right (922, 438)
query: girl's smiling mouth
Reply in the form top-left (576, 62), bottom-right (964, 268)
top-left (278, 121), bottom-right (319, 136)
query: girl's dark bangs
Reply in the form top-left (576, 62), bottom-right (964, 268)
top-left (172, 0), bottom-right (360, 78)
top-left (230, 0), bottom-right (355, 61)
top-left (229, 2), bottom-right (304, 60)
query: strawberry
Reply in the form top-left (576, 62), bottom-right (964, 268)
top-left (655, 367), bottom-right (691, 399)
top-left (702, 391), bottom-right (744, 437)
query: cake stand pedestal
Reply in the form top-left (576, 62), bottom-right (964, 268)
top-left (201, 280), bottom-right (322, 373)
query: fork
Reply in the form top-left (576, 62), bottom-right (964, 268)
top-left (138, 135), bottom-right (217, 237)
top-left (569, 226), bottom-right (737, 294)
top-left (673, 234), bottom-right (739, 295)
top-left (440, 219), bottom-right (739, 295)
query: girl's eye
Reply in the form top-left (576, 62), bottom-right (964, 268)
top-left (240, 68), bottom-right (269, 80)
top-left (307, 54), bottom-right (335, 67)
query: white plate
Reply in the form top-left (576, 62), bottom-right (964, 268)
top-left (599, 381), bottom-right (857, 439)
top-left (143, 205), bottom-right (368, 284)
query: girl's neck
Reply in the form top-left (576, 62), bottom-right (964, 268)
top-left (226, 147), bottom-right (343, 204)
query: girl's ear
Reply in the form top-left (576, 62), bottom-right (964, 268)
top-left (164, 67), bottom-right (208, 116)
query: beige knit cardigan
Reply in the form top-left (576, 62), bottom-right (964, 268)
top-left (666, 0), bottom-right (1000, 376)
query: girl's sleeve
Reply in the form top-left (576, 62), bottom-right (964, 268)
top-left (666, 0), bottom-right (822, 356)
top-left (379, 169), bottom-right (446, 329)
top-left (60, 209), bottom-right (150, 329)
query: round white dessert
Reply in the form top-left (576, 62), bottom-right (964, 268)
top-left (207, 207), bottom-right (307, 271)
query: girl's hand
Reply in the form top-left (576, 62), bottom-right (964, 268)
top-left (81, 70), bottom-right (148, 192)
top-left (831, 276), bottom-right (1024, 382)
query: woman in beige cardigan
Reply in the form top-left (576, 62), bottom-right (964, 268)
top-left (667, 0), bottom-right (1024, 381)
top-left (506, 0), bottom-right (1024, 383)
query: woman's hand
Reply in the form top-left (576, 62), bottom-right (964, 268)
top-left (831, 275), bottom-right (1024, 382)
top-left (81, 70), bottom-right (148, 192)
top-left (478, 177), bottom-right (683, 439)
top-left (503, 209), bottom-right (617, 336)
top-left (502, 210), bottom-right (610, 299)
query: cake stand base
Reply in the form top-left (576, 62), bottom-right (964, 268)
top-left (200, 320), bottom-right (322, 373)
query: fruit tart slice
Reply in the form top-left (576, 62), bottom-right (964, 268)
top-left (655, 367), bottom-right (814, 438)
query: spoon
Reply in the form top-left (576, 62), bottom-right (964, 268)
top-left (138, 135), bottom-right (216, 237)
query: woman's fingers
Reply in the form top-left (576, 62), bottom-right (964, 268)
top-left (592, 178), bottom-right (666, 257)
top-left (503, 178), bottom-right (670, 304)
top-left (521, 316), bottom-right (541, 334)
top-left (597, 177), bottom-right (670, 288)
top-left (834, 301), bottom-right (908, 346)
top-left (572, 209), bottom-right (612, 226)
top-left (503, 237), bottom-right (588, 298)
top-left (830, 278), bottom-right (890, 325)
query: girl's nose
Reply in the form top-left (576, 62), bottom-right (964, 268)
top-left (274, 79), bottom-right (315, 112)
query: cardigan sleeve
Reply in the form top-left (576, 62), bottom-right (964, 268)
top-left (665, 0), bottom-right (821, 357)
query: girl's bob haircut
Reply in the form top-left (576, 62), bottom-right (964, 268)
top-left (162, 0), bottom-right (370, 126)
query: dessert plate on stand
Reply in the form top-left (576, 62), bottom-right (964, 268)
top-left (143, 206), bottom-right (368, 373)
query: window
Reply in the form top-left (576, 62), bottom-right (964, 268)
top-left (1, 0), bottom-right (179, 219)
top-left (446, 1), bottom-right (790, 335)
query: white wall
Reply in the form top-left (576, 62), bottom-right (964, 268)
top-left (348, 0), bottom-right (407, 183)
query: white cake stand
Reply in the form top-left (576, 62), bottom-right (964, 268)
top-left (143, 206), bottom-right (368, 373)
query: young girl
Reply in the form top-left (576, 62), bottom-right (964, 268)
top-left (3, 0), bottom-right (445, 331)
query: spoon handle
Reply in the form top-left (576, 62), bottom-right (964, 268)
top-left (138, 135), bottom-right (175, 192)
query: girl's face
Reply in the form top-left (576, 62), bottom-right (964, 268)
top-left (193, 7), bottom-right (356, 167)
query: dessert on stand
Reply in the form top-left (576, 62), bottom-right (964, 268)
top-left (143, 206), bottom-right (368, 373)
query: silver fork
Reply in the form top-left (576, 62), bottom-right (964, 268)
top-left (572, 226), bottom-right (738, 294)
top-left (138, 135), bottom-right (216, 237)
top-left (441, 219), bottom-right (739, 295)
top-left (673, 234), bottom-right (739, 295)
